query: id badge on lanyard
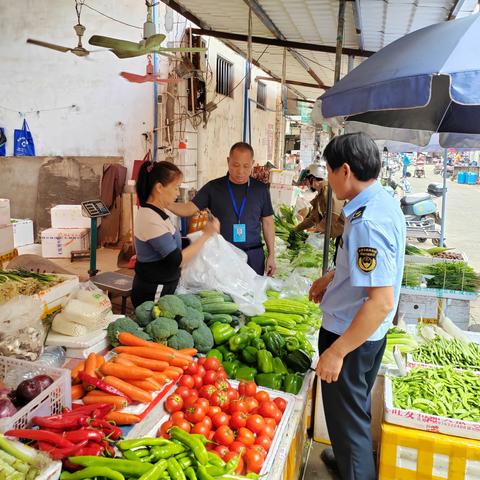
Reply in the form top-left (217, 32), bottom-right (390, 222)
top-left (227, 178), bottom-right (249, 244)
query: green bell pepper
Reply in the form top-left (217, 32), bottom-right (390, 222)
top-left (245, 322), bottom-right (262, 339)
top-left (263, 331), bottom-right (286, 358)
top-left (207, 349), bottom-right (223, 362)
top-left (251, 338), bottom-right (266, 350)
top-left (255, 373), bottom-right (284, 390)
top-left (236, 366), bottom-right (257, 382)
top-left (211, 322), bottom-right (236, 345)
top-left (273, 357), bottom-right (288, 374)
top-left (223, 360), bottom-right (240, 378)
top-left (285, 336), bottom-right (300, 352)
top-left (229, 332), bottom-right (250, 352)
top-left (283, 373), bottom-right (303, 394)
top-left (241, 346), bottom-right (258, 365)
top-left (257, 349), bottom-right (274, 373)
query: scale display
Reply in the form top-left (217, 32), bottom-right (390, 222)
top-left (81, 200), bottom-right (110, 218)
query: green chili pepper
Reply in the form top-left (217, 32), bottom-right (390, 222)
top-left (195, 465), bottom-right (216, 480)
top-left (150, 443), bottom-right (186, 461)
top-left (206, 464), bottom-right (226, 476)
top-left (257, 349), bottom-right (274, 373)
top-left (138, 460), bottom-right (168, 480)
top-left (184, 468), bottom-right (197, 480)
top-left (135, 450), bottom-right (151, 458)
top-left (68, 457), bottom-right (153, 476)
top-left (176, 455), bottom-right (194, 470)
top-left (166, 458), bottom-right (186, 480)
top-left (170, 427), bottom-right (208, 466)
top-left (225, 454), bottom-right (240, 474)
top-left (122, 450), bottom-right (141, 461)
top-left (118, 438), bottom-right (170, 451)
top-left (60, 467), bottom-right (125, 480)
top-left (207, 452), bottom-right (225, 467)
top-left (206, 349), bottom-right (223, 361)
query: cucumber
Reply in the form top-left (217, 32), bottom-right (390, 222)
top-left (202, 302), bottom-right (239, 314)
top-left (200, 296), bottom-right (225, 305)
top-left (200, 290), bottom-right (222, 298)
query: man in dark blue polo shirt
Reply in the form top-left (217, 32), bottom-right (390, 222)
top-left (168, 142), bottom-right (276, 276)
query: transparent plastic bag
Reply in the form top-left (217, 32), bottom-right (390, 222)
top-left (179, 233), bottom-right (268, 315)
top-left (74, 281), bottom-right (112, 311)
top-left (306, 232), bottom-right (325, 250)
top-left (0, 295), bottom-right (45, 361)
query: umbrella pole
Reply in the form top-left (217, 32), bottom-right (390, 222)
top-left (322, 0), bottom-right (346, 275)
top-left (440, 148), bottom-right (448, 246)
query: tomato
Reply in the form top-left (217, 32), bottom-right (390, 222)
top-left (158, 419), bottom-right (173, 438)
top-left (214, 445), bottom-right (230, 459)
top-left (255, 435), bottom-right (272, 452)
top-left (204, 357), bottom-right (221, 371)
top-left (175, 386), bottom-right (191, 401)
top-left (192, 374), bottom-right (204, 389)
top-left (199, 385), bottom-right (217, 401)
top-left (165, 394), bottom-right (184, 413)
top-left (214, 425), bottom-right (235, 446)
top-left (250, 444), bottom-right (268, 459)
top-left (203, 370), bottom-right (217, 385)
top-left (229, 411), bottom-right (248, 430)
top-left (244, 397), bottom-right (259, 413)
top-left (216, 369), bottom-right (228, 381)
top-left (172, 417), bottom-right (191, 433)
top-left (214, 379), bottom-right (230, 392)
top-left (201, 416), bottom-right (213, 430)
top-left (226, 388), bottom-right (239, 402)
top-left (178, 375), bottom-right (195, 389)
top-left (197, 365), bottom-right (206, 378)
top-left (170, 411), bottom-right (185, 423)
top-left (210, 391), bottom-right (230, 409)
top-left (255, 391), bottom-right (270, 403)
top-left (207, 405), bottom-right (222, 417)
top-left (206, 441), bottom-right (216, 451)
top-left (258, 401), bottom-right (277, 419)
top-left (230, 441), bottom-right (247, 457)
top-left (184, 403), bottom-right (207, 423)
top-left (264, 417), bottom-right (276, 429)
top-left (245, 447), bottom-right (264, 474)
top-left (260, 424), bottom-right (275, 439)
top-left (239, 380), bottom-right (257, 398)
top-left (273, 397), bottom-right (287, 413)
top-left (272, 407), bottom-right (282, 425)
top-left (183, 392), bottom-right (200, 410)
top-left (208, 430), bottom-right (215, 441)
top-left (236, 427), bottom-right (255, 447)
top-left (198, 357), bottom-right (207, 366)
top-left (229, 399), bottom-right (248, 414)
top-left (184, 361), bottom-right (199, 375)
top-left (192, 421), bottom-right (210, 436)
top-left (212, 411), bottom-right (230, 429)
top-left (246, 414), bottom-right (265, 434)
top-left (195, 397), bottom-right (210, 409)
top-left (224, 451), bottom-right (244, 475)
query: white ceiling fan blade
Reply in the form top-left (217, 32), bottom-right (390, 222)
top-left (27, 38), bottom-right (71, 53)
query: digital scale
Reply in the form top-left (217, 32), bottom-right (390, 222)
top-left (71, 200), bottom-right (110, 277)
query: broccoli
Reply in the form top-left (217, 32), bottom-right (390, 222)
top-left (177, 294), bottom-right (203, 312)
top-left (134, 301), bottom-right (155, 327)
top-left (153, 295), bottom-right (187, 319)
top-left (192, 322), bottom-right (214, 353)
top-left (107, 317), bottom-right (151, 347)
top-left (178, 307), bottom-right (204, 333)
top-left (168, 329), bottom-right (195, 350)
top-left (145, 317), bottom-right (178, 344)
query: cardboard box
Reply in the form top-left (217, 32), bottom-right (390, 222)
top-left (11, 219), bottom-right (34, 247)
top-left (51, 205), bottom-right (95, 229)
top-left (0, 224), bottom-right (14, 255)
top-left (41, 228), bottom-right (89, 258)
top-left (0, 199), bottom-right (10, 226)
top-left (269, 169), bottom-right (295, 186)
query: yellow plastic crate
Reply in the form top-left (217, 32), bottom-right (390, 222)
top-left (379, 423), bottom-right (480, 480)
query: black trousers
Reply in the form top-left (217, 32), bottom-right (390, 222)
top-left (131, 275), bottom-right (178, 308)
top-left (319, 327), bottom-right (386, 480)
top-left (245, 247), bottom-right (265, 275)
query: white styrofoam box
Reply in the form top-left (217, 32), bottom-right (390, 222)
top-left (270, 184), bottom-right (297, 209)
top-left (11, 218), bottom-right (34, 247)
top-left (51, 204), bottom-right (97, 229)
top-left (270, 169), bottom-right (296, 185)
top-left (41, 228), bottom-right (89, 258)
top-left (0, 223), bottom-right (14, 255)
top-left (17, 243), bottom-right (42, 255)
top-left (0, 199), bottom-right (10, 226)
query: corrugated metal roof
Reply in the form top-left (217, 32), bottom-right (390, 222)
top-left (161, 0), bottom-right (478, 100)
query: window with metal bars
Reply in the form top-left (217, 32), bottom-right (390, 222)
top-left (256, 82), bottom-right (267, 110)
top-left (216, 56), bottom-right (233, 97)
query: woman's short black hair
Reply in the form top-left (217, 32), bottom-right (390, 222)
top-left (136, 160), bottom-right (182, 206)
top-left (323, 132), bottom-right (381, 181)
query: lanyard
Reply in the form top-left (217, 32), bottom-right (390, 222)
top-left (226, 177), bottom-right (250, 223)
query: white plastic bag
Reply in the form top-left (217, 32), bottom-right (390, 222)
top-left (0, 295), bottom-right (45, 360)
top-left (306, 232), bottom-right (325, 250)
top-left (179, 233), bottom-right (268, 315)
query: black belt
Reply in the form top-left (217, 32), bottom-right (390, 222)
top-left (238, 244), bottom-right (264, 252)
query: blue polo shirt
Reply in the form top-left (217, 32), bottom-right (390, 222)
top-left (321, 182), bottom-right (406, 341)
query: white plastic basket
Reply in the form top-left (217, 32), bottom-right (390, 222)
top-left (0, 356), bottom-right (71, 432)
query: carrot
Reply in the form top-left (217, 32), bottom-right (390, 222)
top-left (95, 355), bottom-right (105, 369)
top-left (117, 354), bottom-right (169, 371)
top-left (100, 362), bottom-right (154, 380)
top-left (83, 393), bottom-right (128, 410)
top-left (83, 353), bottom-right (98, 389)
top-left (152, 373), bottom-right (168, 385)
top-left (178, 348), bottom-right (197, 357)
top-left (163, 368), bottom-right (181, 380)
top-left (84, 390), bottom-right (107, 396)
top-left (103, 376), bottom-right (152, 404)
top-left (129, 379), bottom-right (162, 392)
top-left (105, 411), bottom-right (141, 425)
top-left (117, 332), bottom-right (178, 353)
top-left (71, 384), bottom-right (85, 400)
top-left (163, 365), bottom-right (184, 375)
top-left (71, 361), bottom-right (85, 384)
top-left (114, 356), bottom-right (137, 367)
top-left (113, 347), bottom-right (191, 367)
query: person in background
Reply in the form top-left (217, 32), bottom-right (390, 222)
top-left (402, 153), bottom-right (410, 177)
top-left (131, 161), bottom-right (219, 308)
top-left (168, 142), bottom-right (276, 276)
top-left (295, 164), bottom-right (345, 238)
top-left (309, 133), bottom-right (405, 480)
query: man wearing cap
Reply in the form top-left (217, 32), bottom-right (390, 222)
top-left (295, 164), bottom-right (345, 238)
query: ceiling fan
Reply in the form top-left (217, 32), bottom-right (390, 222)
top-left (89, 1), bottom-right (207, 59)
top-left (120, 55), bottom-right (182, 84)
top-left (26, 2), bottom-right (93, 57)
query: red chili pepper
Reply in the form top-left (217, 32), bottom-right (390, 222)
top-left (64, 429), bottom-right (105, 444)
top-left (36, 440), bottom-right (89, 460)
top-left (62, 459), bottom-right (82, 472)
top-left (70, 403), bottom-right (113, 418)
top-left (102, 441), bottom-right (115, 457)
top-left (32, 414), bottom-right (89, 430)
top-left (5, 430), bottom-right (74, 448)
top-left (76, 442), bottom-right (105, 457)
top-left (78, 372), bottom-right (132, 402)
top-left (89, 419), bottom-right (123, 440)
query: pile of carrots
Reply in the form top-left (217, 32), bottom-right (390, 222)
top-left (71, 332), bottom-right (196, 425)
